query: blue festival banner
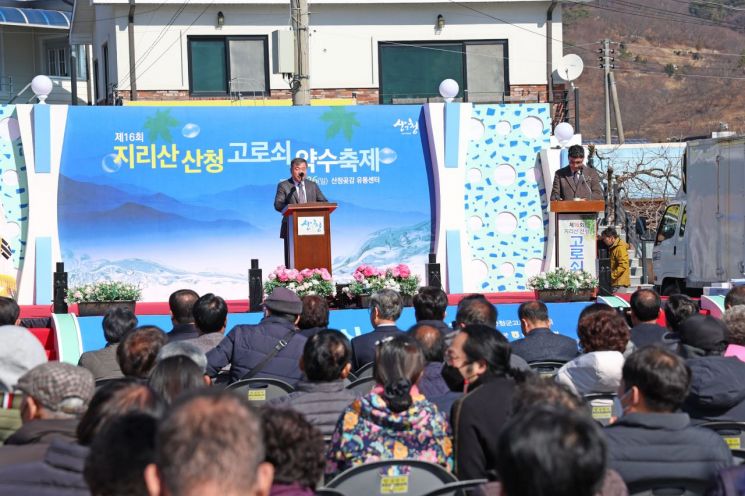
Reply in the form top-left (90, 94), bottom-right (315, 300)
top-left (58, 106), bottom-right (433, 301)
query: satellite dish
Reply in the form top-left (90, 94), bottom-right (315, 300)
top-left (556, 54), bottom-right (584, 82)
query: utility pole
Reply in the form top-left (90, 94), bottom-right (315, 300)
top-left (599, 39), bottom-right (612, 144)
top-left (290, 0), bottom-right (310, 106)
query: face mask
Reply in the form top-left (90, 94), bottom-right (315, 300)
top-left (441, 363), bottom-right (465, 392)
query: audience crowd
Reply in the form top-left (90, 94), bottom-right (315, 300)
top-left (4, 283), bottom-right (745, 495)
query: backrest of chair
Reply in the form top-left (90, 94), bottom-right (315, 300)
top-left (528, 361), bottom-right (566, 378)
top-left (584, 393), bottom-right (621, 426)
top-left (627, 478), bottom-right (709, 496)
top-left (324, 459), bottom-right (457, 496)
top-left (699, 422), bottom-right (745, 453)
top-left (346, 376), bottom-right (375, 395)
top-left (226, 378), bottom-right (295, 405)
top-left (420, 479), bottom-right (488, 496)
top-left (355, 362), bottom-right (374, 379)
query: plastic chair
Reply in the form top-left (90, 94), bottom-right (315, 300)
top-left (699, 421), bottom-right (745, 464)
top-left (584, 393), bottom-right (621, 426)
top-left (345, 376), bottom-right (375, 395)
top-left (354, 362), bottom-right (374, 379)
top-left (324, 459), bottom-right (457, 496)
top-left (528, 360), bottom-right (566, 377)
top-left (420, 479), bottom-right (488, 496)
top-left (627, 478), bottom-right (709, 495)
top-left (225, 378), bottom-right (295, 404)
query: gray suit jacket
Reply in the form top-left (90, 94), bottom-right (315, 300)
top-left (550, 165), bottom-right (603, 201)
top-left (273, 178), bottom-right (328, 238)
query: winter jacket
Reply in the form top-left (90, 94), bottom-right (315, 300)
top-left (77, 344), bottom-right (123, 381)
top-left (417, 362), bottom-right (460, 418)
top-left (555, 350), bottom-right (625, 396)
top-left (270, 379), bottom-right (358, 437)
top-left (683, 356), bottom-right (745, 424)
top-left (510, 327), bottom-right (579, 364)
top-left (609, 238), bottom-right (631, 287)
top-left (451, 374), bottom-right (515, 480)
top-left (206, 315), bottom-right (307, 384)
top-left (604, 412), bottom-right (732, 486)
top-left (326, 385), bottom-right (452, 478)
top-left (0, 418), bottom-right (79, 467)
top-left (629, 322), bottom-right (670, 349)
top-left (0, 439), bottom-right (89, 496)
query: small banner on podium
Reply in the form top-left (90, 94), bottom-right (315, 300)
top-left (557, 214), bottom-right (597, 274)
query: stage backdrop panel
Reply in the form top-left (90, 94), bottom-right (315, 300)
top-left (57, 106), bottom-right (433, 301)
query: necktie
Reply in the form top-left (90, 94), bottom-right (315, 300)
top-left (298, 182), bottom-right (307, 203)
top-left (574, 172), bottom-right (581, 186)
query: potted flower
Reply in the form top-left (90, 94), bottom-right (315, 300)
top-left (527, 267), bottom-right (598, 302)
top-left (343, 263), bottom-right (420, 307)
top-left (66, 281), bottom-right (142, 316)
top-left (264, 266), bottom-right (335, 299)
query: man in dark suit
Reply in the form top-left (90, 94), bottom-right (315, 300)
top-left (550, 145), bottom-right (603, 201)
top-left (350, 289), bottom-right (405, 371)
top-left (274, 157), bottom-right (328, 267)
top-left (628, 288), bottom-right (669, 348)
top-left (166, 289), bottom-right (200, 342)
top-left (510, 300), bottom-right (578, 364)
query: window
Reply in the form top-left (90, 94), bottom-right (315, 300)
top-left (45, 42), bottom-right (88, 80)
top-left (679, 207), bottom-right (687, 237)
top-left (378, 40), bottom-right (508, 104)
top-left (656, 204), bottom-right (680, 245)
top-left (188, 36), bottom-right (269, 96)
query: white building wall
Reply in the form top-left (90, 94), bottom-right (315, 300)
top-left (97, 1), bottom-right (563, 93)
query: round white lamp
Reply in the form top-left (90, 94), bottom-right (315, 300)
top-left (31, 75), bottom-right (54, 104)
top-left (554, 122), bottom-right (574, 147)
top-left (439, 78), bottom-right (459, 103)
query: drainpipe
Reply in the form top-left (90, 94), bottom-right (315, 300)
top-left (128, 0), bottom-right (138, 101)
top-left (546, 0), bottom-right (558, 110)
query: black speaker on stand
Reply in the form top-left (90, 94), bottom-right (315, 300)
top-left (597, 241), bottom-right (613, 296)
top-left (53, 262), bottom-right (68, 314)
top-left (248, 259), bottom-right (263, 312)
top-left (426, 253), bottom-right (442, 289)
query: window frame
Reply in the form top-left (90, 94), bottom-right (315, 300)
top-left (187, 35), bottom-right (270, 97)
top-left (377, 39), bottom-right (510, 104)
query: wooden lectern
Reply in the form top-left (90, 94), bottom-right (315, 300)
top-left (283, 202), bottom-right (338, 273)
top-left (550, 200), bottom-right (605, 275)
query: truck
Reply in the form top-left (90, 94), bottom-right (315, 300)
top-left (652, 136), bottom-right (745, 295)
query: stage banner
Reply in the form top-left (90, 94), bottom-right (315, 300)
top-left (58, 106), bottom-right (432, 301)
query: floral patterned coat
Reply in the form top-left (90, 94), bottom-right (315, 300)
top-left (325, 386), bottom-right (453, 478)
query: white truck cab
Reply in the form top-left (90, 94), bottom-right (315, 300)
top-left (652, 201), bottom-right (687, 295)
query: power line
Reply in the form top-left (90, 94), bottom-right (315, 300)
top-left (665, 0), bottom-right (745, 12)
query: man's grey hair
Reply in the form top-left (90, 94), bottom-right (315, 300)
top-left (370, 289), bottom-right (403, 322)
top-left (157, 341), bottom-right (207, 373)
top-left (724, 305), bottom-right (745, 347)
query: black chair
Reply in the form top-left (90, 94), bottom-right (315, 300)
top-left (354, 362), bottom-right (374, 379)
top-left (584, 393), bottom-right (621, 427)
top-left (420, 479), bottom-right (488, 496)
top-left (346, 376), bottom-right (375, 395)
top-left (528, 360), bottom-right (566, 377)
top-left (225, 378), bottom-right (294, 405)
top-left (315, 489), bottom-right (345, 496)
top-left (627, 478), bottom-right (709, 495)
top-left (699, 421), bottom-right (745, 464)
top-left (324, 459), bottom-right (457, 496)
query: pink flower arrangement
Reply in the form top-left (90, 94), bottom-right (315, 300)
top-left (346, 263), bottom-right (420, 296)
top-left (265, 266), bottom-right (335, 297)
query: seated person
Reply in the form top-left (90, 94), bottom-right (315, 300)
top-left (260, 407), bottom-right (324, 495)
top-left (411, 325), bottom-right (460, 416)
top-left (408, 286), bottom-right (451, 336)
top-left (270, 329), bottom-right (357, 437)
top-left (605, 346), bottom-right (732, 486)
top-left (298, 295), bottom-right (329, 339)
top-left (166, 289), bottom-right (200, 342)
top-left (188, 293), bottom-right (228, 355)
top-left (556, 311), bottom-right (629, 396)
top-left (510, 300), bottom-right (578, 363)
top-left (628, 289), bottom-right (668, 348)
top-left (78, 307), bottom-right (137, 380)
top-left (350, 289), bottom-right (405, 371)
top-left (723, 305), bottom-right (745, 362)
top-left (117, 326), bottom-right (168, 379)
top-left (326, 334), bottom-right (452, 478)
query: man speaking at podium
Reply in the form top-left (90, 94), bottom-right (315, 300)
top-left (274, 157), bottom-right (328, 267)
top-left (550, 145), bottom-right (603, 201)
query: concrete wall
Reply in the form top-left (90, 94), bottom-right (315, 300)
top-left (90, 1), bottom-right (562, 97)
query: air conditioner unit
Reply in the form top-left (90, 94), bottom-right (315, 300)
top-left (272, 30), bottom-right (295, 75)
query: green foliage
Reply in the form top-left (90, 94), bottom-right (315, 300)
top-left (664, 63), bottom-right (677, 77)
top-left (67, 281), bottom-right (142, 303)
top-left (689, 1), bottom-right (726, 22)
top-left (320, 107), bottom-right (360, 141)
top-left (528, 268), bottom-right (598, 291)
top-left (144, 110), bottom-right (180, 143)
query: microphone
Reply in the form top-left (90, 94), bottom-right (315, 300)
top-left (299, 172), bottom-right (305, 180)
top-left (578, 168), bottom-right (593, 198)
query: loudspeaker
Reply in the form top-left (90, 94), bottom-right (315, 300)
top-left (53, 262), bottom-right (68, 314)
top-left (248, 259), bottom-right (263, 312)
top-left (426, 253), bottom-right (442, 289)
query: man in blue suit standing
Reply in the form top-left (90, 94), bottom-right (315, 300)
top-left (510, 300), bottom-right (579, 364)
